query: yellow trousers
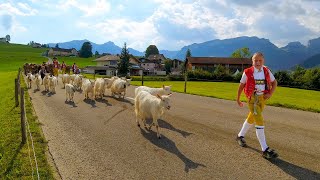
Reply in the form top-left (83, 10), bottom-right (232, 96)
top-left (62, 68), bottom-right (66, 74)
top-left (53, 68), bottom-right (59, 77)
top-left (246, 95), bottom-right (266, 126)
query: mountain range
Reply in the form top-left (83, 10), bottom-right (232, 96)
top-left (48, 36), bottom-right (320, 70)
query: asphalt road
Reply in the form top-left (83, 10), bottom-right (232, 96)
top-left (27, 79), bottom-right (320, 179)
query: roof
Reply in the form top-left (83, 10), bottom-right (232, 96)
top-left (147, 54), bottom-right (166, 61)
top-left (93, 55), bottom-right (120, 62)
top-left (141, 59), bottom-right (161, 63)
top-left (50, 47), bottom-right (76, 53)
top-left (186, 57), bottom-right (252, 65)
top-left (172, 59), bottom-right (183, 62)
top-left (129, 55), bottom-right (141, 64)
top-left (83, 66), bottom-right (117, 70)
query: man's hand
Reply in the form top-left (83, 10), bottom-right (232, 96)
top-left (264, 93), bottom-right (272, 100)
top-left (237, 99), bottom-right (244, 107)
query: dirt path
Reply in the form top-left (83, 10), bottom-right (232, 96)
top-left (27, 79), bottom-right (320, 179)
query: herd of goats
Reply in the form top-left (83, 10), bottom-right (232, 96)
top-left (23, 63), bottom-right (173, 138)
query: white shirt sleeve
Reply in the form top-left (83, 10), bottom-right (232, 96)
top-left (240, 72), bottom-right (247, 84)
top-left (268, 69), bottom-right (275, 82)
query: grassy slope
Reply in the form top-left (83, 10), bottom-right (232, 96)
top-left (130, 81), bottom-right (320, 113)
top-left (0, 43), bottom-right (54, 179)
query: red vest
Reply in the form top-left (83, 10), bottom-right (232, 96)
top-left (61, 63), bottom-right (66, 69)
top-left (243, 66), bottom-right (271, 99)
top-left (53, 61), bottom-right (59, 68)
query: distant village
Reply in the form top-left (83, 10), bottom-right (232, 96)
top-left (32, 43), bottom-right (250, 77)
top-left (2, 35), bottom-right (250, 77)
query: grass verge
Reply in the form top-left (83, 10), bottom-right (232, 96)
top-left (0, 71), bottom-right (54, 179)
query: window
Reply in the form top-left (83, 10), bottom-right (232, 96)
top-left (110, 60), bottom-right (117, 65)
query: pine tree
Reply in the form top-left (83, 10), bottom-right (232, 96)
top-left (79, 42), bottom-right (93, 58)
top-left (118, 42), bottom-right (130, 76)
top-left (183, 48), bottom-right (192, 72)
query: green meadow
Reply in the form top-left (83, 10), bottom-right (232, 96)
top-left (0, 43), bottom-right (54, 178)
top-left (130, 81), bottom-right (320, 113)
top-left (0, 43), bottom-right (97, 178)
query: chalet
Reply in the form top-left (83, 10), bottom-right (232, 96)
top-left (88, 54), bottom-right (143, 76)
top-left (185, 57), bottom-right (252, 72)
top-left (0, 37), bottom-right (7, 43)
top-left (48, 48), bottom-right (78, 57)
top-left (92, 55), bottom-right (120, 67)
top-left (147, 54), bottom-right (167, 64)
top-left (171, 59), bottom-right (183, 74)
top-left (82, 66), bottom-right (117, 76)
top-left (32, 43), bottom-right (42, 48)
top-left (139, 54), bottom-right (167, 75)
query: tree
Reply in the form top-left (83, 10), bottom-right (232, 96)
top-left (79, 42), bottom-right (93, 58)
top-left (5, 35), bottom-right (10, 42)
top-left (274, 71), bottom-right (291, 86)
top-left (118, 42), bottom-right (130, 76)
top-left (231, 47), bottom-right (251, 58)
top-left (95, 51), bottom-right (100, 57)
top-left (183, 48), bottom-right (192, 93)
top-left (302, 68), bottom-right (320, 89)
top-left (145, 45), bottom-right (159, 58)
top-left (291, 65), bottom-right (306, 87)
top-left (164, 59), bottom-right (173, 74)
top-left (183, 48), bottom-right (192, 72)
top-left (214, 64), bottom-right (228, 80)
top-left (29, 41), bottom-right (34, 46)
top-left (55, 43), bottom-right (59, 48)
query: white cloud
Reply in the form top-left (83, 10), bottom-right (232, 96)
top-left (3, 0), bottom-right (320, 50)
top-left (78, 17), bottom-right (159, 50)
top-left (0, 2), bottom-right (30, 36)
top-left (59, 0), bottom-right (111, 17)
top-left (0, 2), bottom-right (37, 16)
top-left (117, 4), bottom-right (125, 11)
top-left (17, 3), bottom-right (38, 15)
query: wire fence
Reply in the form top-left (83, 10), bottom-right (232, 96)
top-left (15, 68), bottom-right (40, 179)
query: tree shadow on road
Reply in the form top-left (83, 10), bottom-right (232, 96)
top-left (83, 99), bottom-right (96, 108)
top-left (139, 127), bottom-right (206, 173)
top-left (246, 145), bottom-right (320, 179)
top-left (95, 98), bottom-right (112, 106)
top-left (158, 119), bottom-right (193, 138)
top-left (269, 158), bottom-right (320, 179)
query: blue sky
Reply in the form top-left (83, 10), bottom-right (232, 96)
top-left (1, 0), bottom-right (320, 51)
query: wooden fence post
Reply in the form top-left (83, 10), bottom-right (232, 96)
top-left (20, 88), bottom-right (27, 144)
top-left (184, 71), bottom-right (187, 93)
top-left (17, 68), bottom-right (21, 82)
top-left (15, 79), bottom-right (19, 107)
top-left (141, 72), bottom-right (144, 86)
